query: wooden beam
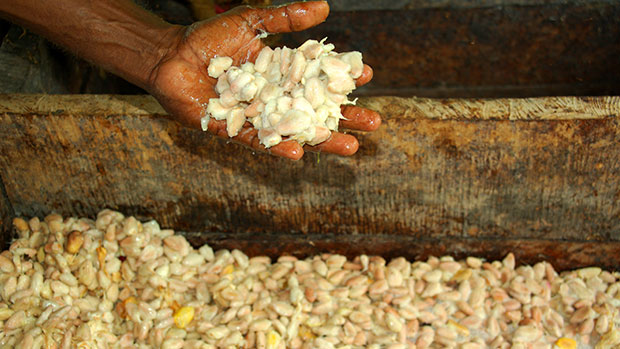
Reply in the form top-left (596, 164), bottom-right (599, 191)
top-left (0, 94), bottom-right (619, 267)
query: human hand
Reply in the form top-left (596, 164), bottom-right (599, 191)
top-left (148, 1), bottom-right (381, 160)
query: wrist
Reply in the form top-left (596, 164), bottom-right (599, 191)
top-left (133, 24), bottom-right (185, 91)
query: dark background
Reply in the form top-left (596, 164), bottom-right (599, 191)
top-left (1, 0), bottom-right (619, 98)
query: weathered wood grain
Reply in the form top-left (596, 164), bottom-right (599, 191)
top-left (183, 233), bottom-right (620, 271)
top-left (275, 0), bottom-right (616, 11)
top-left (358, 96), bottom-right (620, 121)
top-left (0, 94), bottom-right (619, 254)
top-left (3, 94), bottom-right (618, 120)
top-left (0, 176), bottom-right (13, 248)
top-left (274, 2), bottom-right (620, 97)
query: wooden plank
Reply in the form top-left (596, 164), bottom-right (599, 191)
top-left (360, 96), bottom-right (620, 121)
top-left (182, 233), bottom-right (620, 271)
top-left (273, 2), bottom-right (620, 97)
top-left (0, 174), bottom-right (13, 248)
top-left (274, 0), bottom-right (617, 11)
top-left (0, 94), bottom-right (618, 249)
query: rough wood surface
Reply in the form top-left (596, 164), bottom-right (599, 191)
top-left (2, 94), bottom-right (618, 120)
top-left (183, 233), bottom-right (620, 271)
top-left (0, 94), bottom-right (619, 267)
top-left (275, 0), bottom-right (616, 11)
top-left (275, 2), bottom-right (620, 97)
top-left (360, 96), bottom-right (620, 120)
top-left (0, 176), bottom-right (12, 247)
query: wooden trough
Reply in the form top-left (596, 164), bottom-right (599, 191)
top-left (0, 94), bottom-right (618, 271)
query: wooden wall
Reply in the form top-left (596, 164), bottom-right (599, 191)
top-left (274, 1), bottom-right (620, 98)
top-left (0, 94), bottom-right (619, 270)
top-left (2, 1), bottom-right (619, 98)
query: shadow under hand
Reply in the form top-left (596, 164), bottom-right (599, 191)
top-left (167, 122), bottom-right (359, 196)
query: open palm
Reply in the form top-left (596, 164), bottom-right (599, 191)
top-left (148, 1), bottom-right (380, 160)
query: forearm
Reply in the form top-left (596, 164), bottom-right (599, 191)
top-left (0, 0), bottom-right (182, 90)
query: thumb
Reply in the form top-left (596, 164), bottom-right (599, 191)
top-left (240, 1), bottom-right (330, 34)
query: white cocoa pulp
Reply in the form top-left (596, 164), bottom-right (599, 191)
top-left (202, 39), bottom-right (363, 148)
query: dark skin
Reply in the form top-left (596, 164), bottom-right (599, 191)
top-left (0, 1), bottom-right (381, 160)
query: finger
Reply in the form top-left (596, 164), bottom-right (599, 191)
top-left (356, 64), bottom-right (373, 87)
top-left (206, 119), bottom-right (230, 138)
top-left (234, 128), bottom-right (305, 160)
top-left (340, 105), bottom-right (382, 131)
top-left (304, 132), bottom-right (359, 156)
top-left (242, 1), bottom-right (330, 34)
top-left (207, 119), bottom-right (305, 160)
